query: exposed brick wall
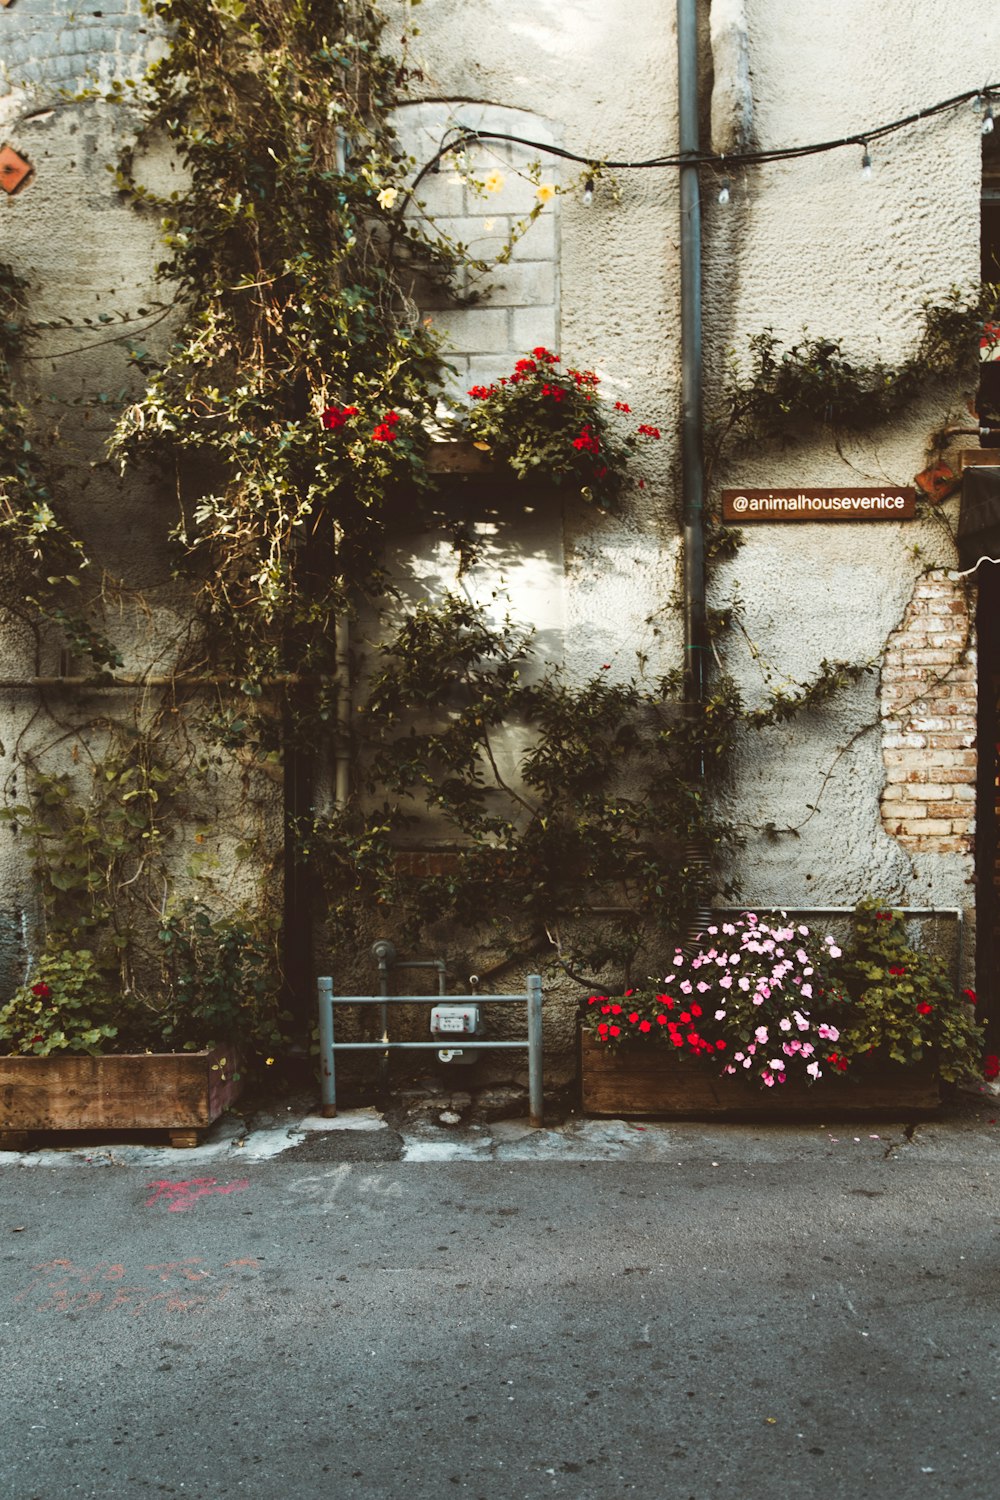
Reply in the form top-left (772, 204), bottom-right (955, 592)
top-left (880, 571), bottom-right (976, 854)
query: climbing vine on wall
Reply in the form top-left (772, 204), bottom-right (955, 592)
top-left (0, 0), bottom-right (994, 1050)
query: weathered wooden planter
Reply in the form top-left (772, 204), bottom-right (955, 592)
top-left (0, 1047), bottom-right (242, 1149)
top-left (579, 1030), bottom-right (941, 1118)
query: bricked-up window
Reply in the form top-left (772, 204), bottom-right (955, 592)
top-left (392, 103), bottom-right (560, 395)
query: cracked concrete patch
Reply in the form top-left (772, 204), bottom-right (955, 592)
top-left (278, 1128), bottom-right (405, 1163)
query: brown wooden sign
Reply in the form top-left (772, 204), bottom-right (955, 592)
top-left (721, 487), bottom-right (916, 521)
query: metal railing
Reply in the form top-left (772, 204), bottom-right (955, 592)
top-left (316, 974), bottom-right (545, 1127)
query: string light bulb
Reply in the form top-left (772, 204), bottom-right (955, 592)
top-left (861, 145), bottom-right (873, 180)
top-left (718, 176), bottom-right (731, 205)
top-left (582, 176), bottom-right (595, 207)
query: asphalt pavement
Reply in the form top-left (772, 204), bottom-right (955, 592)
top-left (2, 1091), bottom-right (999, 1499)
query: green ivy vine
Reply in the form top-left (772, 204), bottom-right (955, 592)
top-left (0, 0), bottom-right (991, 1057)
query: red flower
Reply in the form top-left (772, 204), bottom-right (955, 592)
top-left (888, 966), bottom-right (906, 976)
top-left (614, 401), bottom-right (631, 413)
top-left (639, 1019), bottom-right (652, 1033)
top-left (468, 384), bottom-right (496, 400)
top-left (532, 346), bottom-right (558, 362)
top-left (670, 1033), bottom-right (684, 1047)
top-left (827, 1053), bottom-right (849, 1072)
top-left (31, 982), bottom-right (51, 999)
top-left (514, 358), bottom-right (538, 375)
top-left (587, 996), bottom-right (600, 1006)
top-left (690, 1003), bottom-right (702, 1017)
top-left (608, 1024), bottom-right (621, 1037)
top-left (600, 1004), bottom-right (611, 1015)
top-left (963, 988), bottom-right (977, 1005)
top-left (628, 1011), bottom-right (639, 1024)
top-left (984, 1054), bottom-right (1000, 1080)
top-left (656, 1015), bottom-right (668, 1027)
top-left (875, 911), bottom-right (892, 921)
top-left (597, 1023), bottom-right (609, 1037)
top-left (636, 424), bottom-right (661, 439)
top-left (679, 1011), bottom-right (691, 1024)
top-left (916, 1001), bottom-right (933, 1016)
top-left (321, 404), bottom-right (358, 430)
top-left (715, 1039), bottom-right (726, 1050)
top-left (572, 425), bottom-right (600, 454)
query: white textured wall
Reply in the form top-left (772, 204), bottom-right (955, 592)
top-left (2, 0), bottom-right (999, 996)
top-left (704, 0), bottom-right (998, 916)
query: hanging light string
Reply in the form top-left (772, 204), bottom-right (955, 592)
top-left (406, 82), bottom-right (1000, 197)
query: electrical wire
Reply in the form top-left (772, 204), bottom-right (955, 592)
top-left (409, 82), bottom-right (1000, 189)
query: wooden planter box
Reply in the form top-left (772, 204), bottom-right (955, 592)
top-left (0, 1047), bottom-right (242, 1148)
top-left (579, 1030), bottom-right (941, 1119)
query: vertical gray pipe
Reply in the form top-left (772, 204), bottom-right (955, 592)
top-left (678, 0), bottom-right (712, 947)
top-left (678, 0), bottom-right (707, 713)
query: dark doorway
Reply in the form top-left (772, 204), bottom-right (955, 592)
top-left (976, 564), bottom-right (1000, 1045)
top-left (974, 136), bottom-right (1000, 1045)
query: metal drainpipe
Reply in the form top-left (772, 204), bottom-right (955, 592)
top-left (678, 0), bottom-right (712, 944)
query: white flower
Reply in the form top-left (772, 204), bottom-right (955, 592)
top-left (376, 186), bottom-right (398, 209)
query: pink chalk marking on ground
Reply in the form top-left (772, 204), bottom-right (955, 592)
top-left (14, 1256), bottom-right (261, 1316)
top-left (145, 1177), bottom-right (250, 1212)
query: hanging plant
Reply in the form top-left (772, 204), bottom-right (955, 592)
top-left (458, 347), bottom-right (661, 508)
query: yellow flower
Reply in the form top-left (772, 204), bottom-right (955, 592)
top-left (535, 183), bottom-right (556, 204)
top-left (483, 170), bottom-right (505, 194)
top-left (265, 1056), bottom-right (275, 1067)
top-left (376, 186), bottom-right (398, 209)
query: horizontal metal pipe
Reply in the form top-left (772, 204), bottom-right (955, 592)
top-left (326, 1040), bottom-right (533, 1051)
top-left (0, 674), bottom-right (336, 690)
top-left (319, 991), bottom-right (533, 1005)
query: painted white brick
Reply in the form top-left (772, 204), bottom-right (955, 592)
top-left (511, 209), bottom-right (557, 261)
top-left (410, 172), bottom-right (468, 220)
top-left (511, 305), bottom-right (558, 352)
top-left (464, 354), bottom-right (521, 392)
top-left (466, 169), bottom-right (550, 216)
top-left (469, 260), bottom-right (555, 308)
top-left (430, 306), bottom-right (511, 354)
top-left (424, 216), bottom-right (513, 263)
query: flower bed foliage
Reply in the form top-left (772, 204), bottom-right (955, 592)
top-left (582, 906), bottom-right (988, 1086)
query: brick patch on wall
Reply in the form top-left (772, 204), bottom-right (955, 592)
top-left (880, 571), bottom-right (976, 854)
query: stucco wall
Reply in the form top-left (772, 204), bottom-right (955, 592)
top-left (394, 0), bottom-right (996, 935)
top-left (704, 0), bottom-right (995, 920)
top-left (1, 0), bottom-right (997, 1017)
